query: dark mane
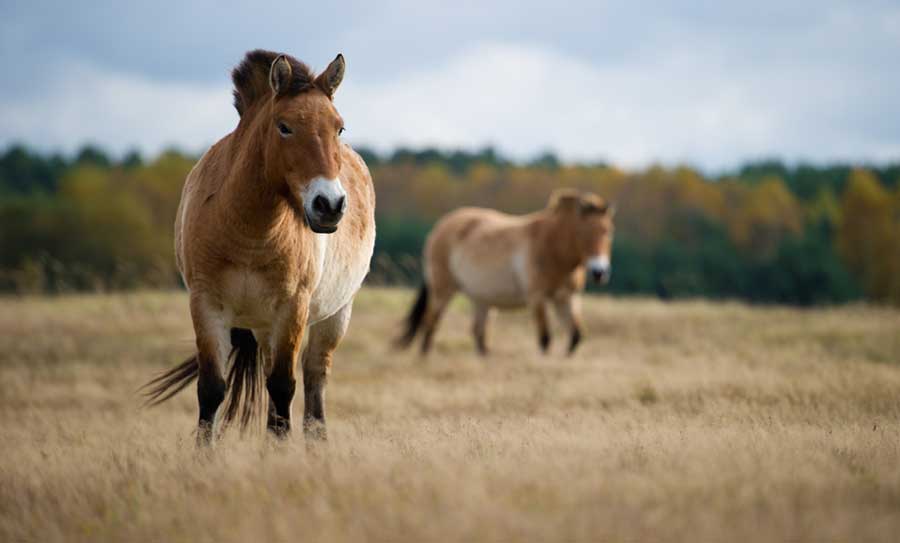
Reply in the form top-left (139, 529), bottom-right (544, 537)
top-left (231, 50), bottom-right (316, 117)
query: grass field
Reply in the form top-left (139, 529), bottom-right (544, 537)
top-left (1, 288), bottom-right (899, 542)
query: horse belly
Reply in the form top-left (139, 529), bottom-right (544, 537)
top-left (308, 231), bottom-right (374, 325)
top-left (450, 246), bottom-right (527, 308)
top-left (308, 271), bottom-right (361, 324)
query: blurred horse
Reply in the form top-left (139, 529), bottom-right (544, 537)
top-left (397, 189), bottom-right (614, 356)
top-left (142, 50), bottom-right (376, 444)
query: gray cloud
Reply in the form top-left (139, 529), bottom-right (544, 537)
top-left (1, 0), bottom-right (898, 169)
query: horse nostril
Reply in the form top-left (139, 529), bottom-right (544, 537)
top-left (313, 195), bottom-right (330, 214)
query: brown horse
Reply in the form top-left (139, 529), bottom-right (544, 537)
top-left (142, 50), bottom-right (376, 444)
top-left (397, 189), bottom-right (613, 356)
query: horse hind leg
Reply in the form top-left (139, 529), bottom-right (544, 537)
top-left (301, 301), bottom-right (353, 440)
top-left (472, 302), bottom-right (492, 356)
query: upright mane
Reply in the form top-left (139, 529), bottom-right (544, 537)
top-left (231, 50), bottom-right (316, 117)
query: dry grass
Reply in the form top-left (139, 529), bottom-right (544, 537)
top-left (1, 288), bottom-right (899, 542)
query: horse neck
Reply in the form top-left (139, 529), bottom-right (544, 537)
top-left (540, 212), bottom-right (583, 269)
top-left (218, 118), bottom-right (295, 242)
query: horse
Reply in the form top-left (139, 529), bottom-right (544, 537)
top-left (396, 189), bottom-right (614, 356)
top-left (141, 50), bottom-right (376, 445)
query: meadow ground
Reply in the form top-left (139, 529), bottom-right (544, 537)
top-left (1, 288), bottom-right (899, 542)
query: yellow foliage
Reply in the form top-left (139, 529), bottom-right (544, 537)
top-left (837, 169), bottom-right (900, 303)
top-left (726, 177), bottom-right (802, 256)
top-left (807, 188), bottom-right (841, 226)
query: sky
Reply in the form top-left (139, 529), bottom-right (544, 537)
top-left (1, 0), bottom-right (898, 170)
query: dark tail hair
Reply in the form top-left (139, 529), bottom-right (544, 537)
top-left (221, 328), bottom-right (264, 429)
top-left (140, 327), bottom-right (264, 430)
top-left (141, 354), bottom-right (198, 407)
top-left (395, 284), bottom-right (429, 349)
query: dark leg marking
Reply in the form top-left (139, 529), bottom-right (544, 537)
top-left (303, 368), bottom-right (327, 441)
top-left (266, 374), bottom-right (296, 438)
top-left (475, 334), bottom-right (488, 356)
top-left (568, 327), bottom-right (582, 355)
top-left (421, 327), bottom-right (436, 355)
top-left (196, 366), bottom-right (226, 446)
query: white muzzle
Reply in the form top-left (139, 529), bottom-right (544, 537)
top-left (587, 255), bottom-right (611, 284)
top-left (302, 177), bottom-right (347, 234)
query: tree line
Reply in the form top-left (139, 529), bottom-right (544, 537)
top-left (1, 143), bottom-right (898, 305)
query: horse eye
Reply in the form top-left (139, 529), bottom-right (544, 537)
top-left (277, 122), bottom-right (293, 137)
top-left (338, 127), bottom-right (346, 136)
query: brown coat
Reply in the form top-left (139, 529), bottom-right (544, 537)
top-left (144, 50), bottom-right (375, 444)
top-left (398, 189), bottom-right (613, 355)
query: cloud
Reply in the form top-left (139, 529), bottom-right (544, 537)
top-left (0, 21), bottom-right (900, 169)
top-left (0, 61), bottom-right (234, 157)
top-left (340, 41), bottom-right (900, 169)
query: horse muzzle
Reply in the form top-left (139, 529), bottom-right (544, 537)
top-left (587, 256), bottom-right (611, 285)
top-left (302, 177), bottom-right (347, 234)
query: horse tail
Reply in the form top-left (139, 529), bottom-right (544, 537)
top-left (221, 328), bottom-right (264, 430)
top-left (395, 284), bottom-right (429, 349)
top-left (141, 354), bottom-right (199, 406)
top-left (141, 328), bottom-right (264, 430)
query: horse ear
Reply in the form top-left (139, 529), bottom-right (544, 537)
top-left (315, 54), bottom-right (345, 98)
top-left (548, 188), bottom-right (581, 213)
top-left (269, 55), bottom-right (293, 95)
top-left (579, 195), bottom-right (612, 216)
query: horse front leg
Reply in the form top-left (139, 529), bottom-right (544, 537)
top-left (190, 293), bottom-right (231, 447)
top-left (530, 296), bottom-right (551, 354)
top-left (552, 292), bottom-right (583, 355)
top-left (302, 301), bottom-right (353, 440)
top-left (266, 296), bottom-right (309, 439)
top-left (472, 302), bottom-right (492, 356)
